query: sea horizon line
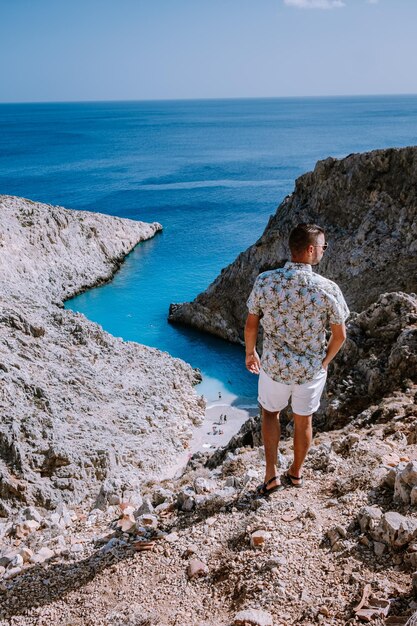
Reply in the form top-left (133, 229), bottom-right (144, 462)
top-left (1, 92), bottom-right (417, 106)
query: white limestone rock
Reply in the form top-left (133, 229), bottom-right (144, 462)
top-left (393, 462), bottom-right (417, 505)
top-left (0, 195), bottom-right (205, 515)
top-left (358, 506), bottom-right (383, 533)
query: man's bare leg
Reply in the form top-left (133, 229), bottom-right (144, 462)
top-left (262, 408), bottom-right (281, 487)
top-left (288, 413), bottom-right (313, 485)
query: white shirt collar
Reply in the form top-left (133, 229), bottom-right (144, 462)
top-left (284, 261), bottom-right (313, 273)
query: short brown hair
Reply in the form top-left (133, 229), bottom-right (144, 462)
top-left (288, 223), bottom-right (325, 254)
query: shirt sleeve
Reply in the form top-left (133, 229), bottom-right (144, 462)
top-left (327, 285), bottom-right (350, 325)
top-left (246, 276), bottom-right (262, 316)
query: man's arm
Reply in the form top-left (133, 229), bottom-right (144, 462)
top-left (245, 313), bottom-right (261, 374)
top-left (322, 323), bottom-right (346, 369)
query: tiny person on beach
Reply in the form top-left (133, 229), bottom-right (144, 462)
top-left (244, 223), bottom-right (349, 495)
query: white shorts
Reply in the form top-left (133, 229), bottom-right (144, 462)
top-left (258, 367), bottom-right (327, 416)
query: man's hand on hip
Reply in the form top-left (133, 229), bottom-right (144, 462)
top-left (246, 350), bottom-right (261, 375)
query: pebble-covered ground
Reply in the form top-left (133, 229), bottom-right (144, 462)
top-left (1, 407), bottom-right (417, 626)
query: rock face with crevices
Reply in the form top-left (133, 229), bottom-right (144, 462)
top-left (0, 195), bottom-right (205, 516)
top-left (169, 147), bottom-right (417, 343)
top-left (323, 290), bottom-right (417, 429)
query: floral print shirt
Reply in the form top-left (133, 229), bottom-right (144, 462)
top-left (247, 261), bottom-right (349, 384)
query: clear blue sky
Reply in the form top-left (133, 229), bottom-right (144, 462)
top-left (1, 0), bottom-right (416, 102)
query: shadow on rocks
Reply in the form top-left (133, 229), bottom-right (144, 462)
top-left (0, 542), bottom-right (137, 619)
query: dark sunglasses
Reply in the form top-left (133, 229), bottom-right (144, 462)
top-left (313, 243), bottom-right (328, 250)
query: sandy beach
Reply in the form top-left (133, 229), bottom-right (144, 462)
top-left (189, 401), bottom-right (259, 454)
top-left (165, 393), bottom-right (259, 481)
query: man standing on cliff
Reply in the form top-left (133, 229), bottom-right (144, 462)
top-left (245, 223), bottom-right (349, 494)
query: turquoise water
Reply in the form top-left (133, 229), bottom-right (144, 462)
top-left (1, 96), bottom-right (417, 404)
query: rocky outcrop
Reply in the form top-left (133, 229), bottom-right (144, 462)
top-left (0, 195), bottom-right (161, 306)
top-left (323, 290), bottom-right (417, 428)
top-left (169, 147), bottom-right (417, 343)
top-left (0, 195), bottom-right (205, 515)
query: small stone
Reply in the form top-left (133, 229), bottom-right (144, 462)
top-left (305, 507), bottom-right (317, 520)
top-left (154, 501), bottom-right (174, 515)
top-left (137, 514), bottom-right (158, 528)
top-left (102, 538), bottom-right (124, 554)
top-left (18, 519), bottom-right (40, 535)
top-left (264, 556), bottom-right (287, 570)
top-left (374, 541), bottom-right (386, 556)
top-left (18, 548), bottom-right (33, 563)
top-left (194, 477), bottom-right (217, 494)
top-left (70, 544), bottom-right (84, 554)
top-left (119, 503), bottom-right (136, 516)
top-left (301, 590), bottom-right (313, 603)
top-left (250, 530), bottom-right (270, 549)
top-left (326, 527), bottom-right (344, 547)
top-left (213, 486), bottom-right (236, 499)
top-left (3, 566), bottom-right (22, 580)
top-left (135, 498), bottom-right (154, 516)
top-left (326, 499), bottom-right (338, 508)
top-left (8, 554), bottom-right (24, 569)
top-left (0, 551), bottom-right (16, 568)
top-left (30, 547), bottom-right (55, 564)
top-left (357, 506), bottom-right (383, 533)
top-left (25, 518), bottom-right (41, 531)
top-left (401, 462), bottom-right (417, 487)
top-left (133, 540), bottom-right (155, 552)
top-left (377, 511), bottom-right (417, 548)
top-left (335, 525), bottom-right (347, 538)
top-left (152, 487), bottom-right (175, 506)
top-left (122, 491), bottom-right (143, 508)
top-left (233, 608), bottom-right (273, 625)
top-left (54, 503), bottom-right (74, 528)
top-left (395, 474), bottom-right (412, 504)
top-left (359, 535), bottom-right (372, 547)
top-left (22, 507), bottom-right (43, 524)
top-left (183, 544), bottom-right (199, 558)
top-left (153, 530), bottom-right (166, 540)
top-left (382, 453), bottom-right (401, 468)
top-left (165, 532), bottom-right (179, 543)
top-left (187, 559), bottom-right (208, 579)
top-left (182, 498), bottom-right (196, 512)
top-left (116, 515), bottom-right (136, 533)
top-left (45, 513), bottom-right (64, 528)
top-left (242, 469), bottom-right (259, 485)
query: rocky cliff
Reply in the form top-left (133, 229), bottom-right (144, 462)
top-left (1, 171), bottom-right (417, 624)
top-left (0, 195), bottom-right (205, 516)
top-left (169, 147), bottom-right (417, 343)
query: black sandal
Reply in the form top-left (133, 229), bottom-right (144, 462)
top-left (255, 475), bottom-right (283, 497)
top-left (281, 471), bottom-right (304, 488)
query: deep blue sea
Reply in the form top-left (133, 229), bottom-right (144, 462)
top-left (1, 96), bottom-right (417, 406)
